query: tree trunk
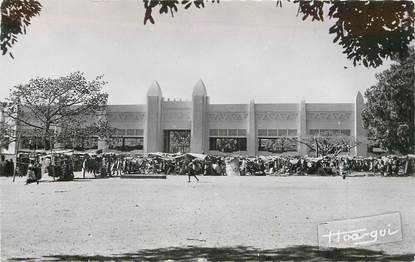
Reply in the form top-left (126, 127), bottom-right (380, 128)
top-left (315, 139), bottom-right (319, 157)
top-left (43, 134), bottom-right (48, 150)
top-left (412, 78), bottom-right (415, 154)
top-left (43, 125), bottom-right (50, 151)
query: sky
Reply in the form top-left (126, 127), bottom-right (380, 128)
top-left (0, 0), bottom-right (392, 105)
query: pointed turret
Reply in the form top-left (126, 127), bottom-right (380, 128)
top-left (147, 81), bottom-right (162, 97)
top-left (356, 91), bottom-right (364, 104)
top-left (354, 90), bottom-right (367, 156)
top-left (191, 79), bottom-right (208, 153)
top-left (247, 98), bottom-right (257, 156)
top-left (192, 79), bottom-right (207, 97)
top-left (145, 81), bottom-right (163, 153)
top-left (298, 99), bottom-right (307, 155)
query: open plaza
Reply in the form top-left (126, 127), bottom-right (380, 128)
top-left (1, 173), bottom-right (415, 260)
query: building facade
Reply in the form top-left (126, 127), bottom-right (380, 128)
top-left (101, 80), bottom-right (367, 156)
top-left (1, 80), bottom-right (368, 156)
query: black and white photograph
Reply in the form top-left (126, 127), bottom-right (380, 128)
top-left (0, 0), bottom-right (414, 261)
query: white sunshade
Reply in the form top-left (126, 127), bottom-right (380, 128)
top-left (186, 153), bottom-right (208, 160)
top-left (147, 152), bottom-right (166, 157)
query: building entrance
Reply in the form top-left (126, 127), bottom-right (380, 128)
top-left (164, 130), bottom-right (191, 153)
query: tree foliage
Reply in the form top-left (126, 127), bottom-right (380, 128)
top-left (0, 0), bottom-right (41, 58)
top-left (1, 72), bottom-right (109, 150)
top-left (0, 113), bottom-right (17, 148)
top-left (143, 0), bottom-right (414, 68)
top-left (295, 1), bottom-right (414, 67)
top-left (362, 48), bottom-right (415, 154)
top-left (57, 118), bottom-right (115, 150)
top-left (1, 0), bottom-right (413, 68)
top-left (292, 135), bottom-right (365, 157)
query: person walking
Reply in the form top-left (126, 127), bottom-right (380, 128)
top-left (26, 161), bottom-right (39, 185)
top-left (0, 155), bottom-right (6, 176)
top-left (82, 157), bottom-right (88, 178)
top-left (187, 159), bottom-right (200, 182)
top-left (240, 158), bottom-right (247, 176)
top-left (339, 158), bottom-right (346, 179)
top-left (5, 158), bottom-right (14, 177)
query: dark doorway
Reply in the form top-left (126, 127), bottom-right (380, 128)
top-left (164, 130), bottom-right (191, 153)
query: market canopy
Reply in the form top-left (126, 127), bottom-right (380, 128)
top-left (148, 152), bottom-right (165, 157)
top-left (186, 153), bottom-right (208, 160)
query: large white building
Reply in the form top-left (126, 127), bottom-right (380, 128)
top-left (1, 80), bottom-right (368, 156)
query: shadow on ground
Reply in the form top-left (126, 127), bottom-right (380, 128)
top-left (8, 245), bottom-right (415, 261)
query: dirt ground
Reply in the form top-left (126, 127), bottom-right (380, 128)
top-left (1, 173), bottom-right (414, 261)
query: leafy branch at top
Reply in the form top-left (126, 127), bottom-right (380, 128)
top-left (144, 0), bottom-right (414, 68)
top-left (1, 0), bottom-right (413, 68)
top-left (1, 0), bottom-right (41, 58)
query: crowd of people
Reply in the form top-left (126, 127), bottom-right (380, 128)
top-left (100, 153), bottom-right (414, 177)
top-left (0, 151), bottom-right (414, 184)
top-left (0, 152), bottom-right (76, 183)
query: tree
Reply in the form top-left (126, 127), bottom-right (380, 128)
top-left (1, 0), bottom-right (413, 68)
top-left (1, 71), bottom-right (109, 151)
top-left (362, 48), bottom-right (415, 154)
top-left (292, 135), bottom-right (366, 157)
top-left (260, 137), bottom-right (297, 153)
top-left (57, 118), bottom-right (115, 151)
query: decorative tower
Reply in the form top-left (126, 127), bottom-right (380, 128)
top-left (298, 100), bottom-right (307, 155)
top-left (247, 99), bottom-right (257, 156)
top-left (144, 81), bottom-right (163, 153)
top-left (191, 79), bottom-right (209, 153)
top-left (354, 91), bottom-right (367, 156)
